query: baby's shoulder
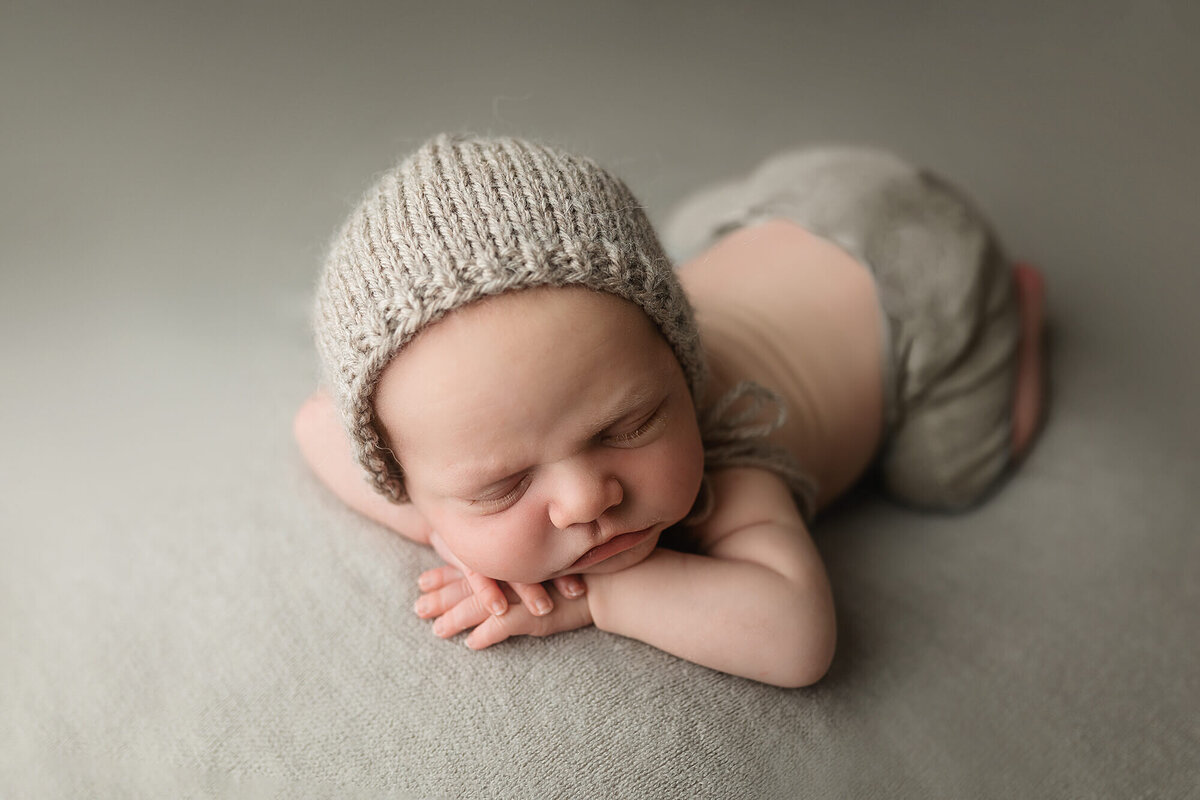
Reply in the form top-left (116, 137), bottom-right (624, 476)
top-left (684, 467), bottom-right (807, 554)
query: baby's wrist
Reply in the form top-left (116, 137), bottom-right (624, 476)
top-left (581, 572), bottom-right (614, 632)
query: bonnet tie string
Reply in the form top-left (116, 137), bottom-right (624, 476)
top-left (691, 380), bottom-right (819, 524)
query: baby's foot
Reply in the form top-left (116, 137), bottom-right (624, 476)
top-left (1011, 263), bottom-right (1046, 458)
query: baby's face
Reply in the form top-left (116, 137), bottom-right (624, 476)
top-left (374, 286), bottom-right (705, 584)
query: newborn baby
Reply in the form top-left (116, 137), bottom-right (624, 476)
top-left (293, 135), bottom-right (1045, 687)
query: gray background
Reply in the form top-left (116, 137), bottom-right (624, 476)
top-left (3, 1), bottom-right (1198, 797)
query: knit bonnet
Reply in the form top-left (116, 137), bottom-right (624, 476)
top-left (313, 134), bottom-right (707, 503)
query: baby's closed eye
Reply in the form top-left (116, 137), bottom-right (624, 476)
top-left (601, 403), bottom-right (667, 446)
top-left (469, 474), bottom-right (532, 512)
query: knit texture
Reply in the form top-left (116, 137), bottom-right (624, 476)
top-left (314, 134), bottom-right (707, 502)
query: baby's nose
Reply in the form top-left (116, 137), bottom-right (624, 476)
top-left (547, 460), bottom-right (623, 530)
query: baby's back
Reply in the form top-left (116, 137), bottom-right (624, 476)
top-left (678, 219), bottom-right (886, 510)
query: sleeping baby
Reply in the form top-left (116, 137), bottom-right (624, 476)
top-left (293, 134), bottom-right (1045, 687)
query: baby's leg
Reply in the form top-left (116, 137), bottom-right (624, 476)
top-left (1011, 264), bottom-right (1046, 458)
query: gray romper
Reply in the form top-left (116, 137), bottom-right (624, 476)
top-left (663, 147), bottom-right (1021, 512)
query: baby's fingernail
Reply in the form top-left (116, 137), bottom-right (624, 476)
top-left (489, 601), bottom-right (507, 616)
top-left (417, 573), bottom-right (435, 590)
top-left (565, 579), bottom-right (585, 597)
top-left (534, 599), bottom-right (552, 616)
top-left (414, 599), bottom-right (429, 616)
top-left (432, 618), bottom-right (448, 637)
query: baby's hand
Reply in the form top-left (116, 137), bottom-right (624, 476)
top-left (425, 530), bottom-right (584, 619)
top-left (414, 565), bottom-right (591, 649)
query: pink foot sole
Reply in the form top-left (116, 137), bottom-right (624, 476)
top-left (1011, 263), bottom-right (1046, 458)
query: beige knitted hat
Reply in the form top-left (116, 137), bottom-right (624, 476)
top-left (313, 134), bottom-right (707, 503)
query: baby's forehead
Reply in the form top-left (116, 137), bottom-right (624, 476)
top-left (378, 283), bottom-right (673, 399)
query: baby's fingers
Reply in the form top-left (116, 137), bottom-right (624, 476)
top-left (551, 575), bottom-right (587, 601)
top-left (430, 594), bottom-right (494, 640)
top-left (509, 581), bottom-right (554, 617)
top-left (463, 570), bottom-right (510, 617)
top-left (414, 579), bottom-right (474, 620)
top-left (464, 612), bottom-right (520, 650)
top-left (417, 564), bottom-right (464, 593)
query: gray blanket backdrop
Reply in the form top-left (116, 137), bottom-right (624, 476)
top-left (4, 1), bottom-right (1198, 797)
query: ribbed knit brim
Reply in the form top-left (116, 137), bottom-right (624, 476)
top-left (313, 134), bottom-right (706, 502)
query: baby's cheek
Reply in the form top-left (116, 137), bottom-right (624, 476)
top-left (448, 514), bottom-right (549, 582)
top-left (660, 429), bottom-right (705, 520)
top-left (428, 517), bottom-right (499, 572)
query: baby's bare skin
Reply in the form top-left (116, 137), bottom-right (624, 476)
top-left (681, 219), bottom-right (888, 510)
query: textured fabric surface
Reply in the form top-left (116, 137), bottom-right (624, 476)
top-left (4, 2), bottom-right (1199, 797)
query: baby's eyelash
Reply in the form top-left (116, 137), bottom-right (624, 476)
top-left (605, 406), bottom-right (666, 444)
top-left (470, 475), bottom-right (530, 511)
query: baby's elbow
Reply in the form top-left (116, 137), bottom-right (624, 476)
top-left (292, 393), bottom-right (318, 449)
top-left (766, 588), bottom-right (837, 688)
top-left (293, 390), bottom-right (339, 467)
top-left (774, 634), bottom-right (835, 688)
top-left (760, 629), bottom-right (833, 689)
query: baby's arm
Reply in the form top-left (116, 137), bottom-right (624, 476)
top-left (293, 389), bottom-right (574, 616)
top-left (293, 389), bottom-right (433, 543)
top-left (424, 467), bottom-right (836, 687)
top-left (587, 467), bottom-right (835, 687)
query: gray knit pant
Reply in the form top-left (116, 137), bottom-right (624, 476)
top-left (663, 147), bottom-right (1020, 511)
